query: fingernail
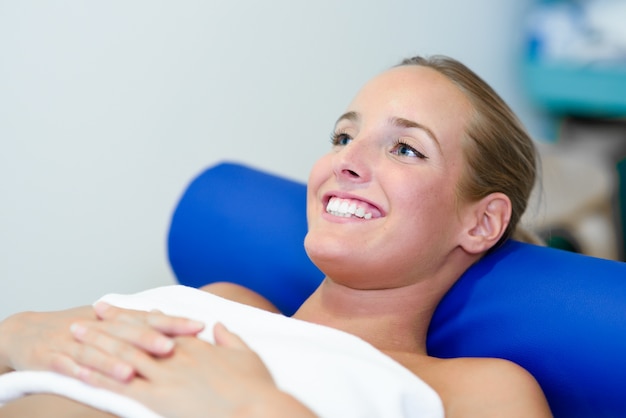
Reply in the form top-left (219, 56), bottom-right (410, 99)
top-left (114, 363), bottom-right (134, 381)
top-left (93, 301), bottom-right (111, 315)
top-left (188, 319), bottom-right (205, 330)
top-left (156, 337), bottom-right (175, 353)
top-left (76, 365), bottom-right (91, 381)
top-left (70, 322), bottom-right (86, 338)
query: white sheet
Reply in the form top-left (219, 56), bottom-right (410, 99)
top-left (0, 285), bottom-right (443, 418)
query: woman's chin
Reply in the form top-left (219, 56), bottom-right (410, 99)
top-left (305, 232), bottom-right (349, 260)
top-left (304, 233), bottom-right (369, 276)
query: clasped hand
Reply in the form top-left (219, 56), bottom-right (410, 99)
top-left (1, 303), bottom-right (285, 417)
top-left (72, 303), bottom-right (279, 416)
top-left (67, 301), bottom-right (206, 383)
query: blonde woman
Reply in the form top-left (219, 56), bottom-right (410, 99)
top-left (0, 55), bottom-right (551, 417)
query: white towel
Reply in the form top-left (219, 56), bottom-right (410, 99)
top-left (0, 370), bottom-right (161, 417)
top-left (0, 285), bottom-right (444, 418)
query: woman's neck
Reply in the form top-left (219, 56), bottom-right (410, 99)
top-left (292, 277), bottom-right (446, 355)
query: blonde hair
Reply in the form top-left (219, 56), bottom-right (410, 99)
top-left (399, 55), bottom-right (537, 246)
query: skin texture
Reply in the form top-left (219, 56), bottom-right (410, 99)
top-left (0, 65), bottom-right (552, 417)
top-left (305, 65), bottom-right (475, 292)
top-left (0, 394), bottom-right (116, 418)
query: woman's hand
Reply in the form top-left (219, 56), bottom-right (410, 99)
top-left (74, 323), bottom-right (316, 418)
top-left (0, 303), bottom-right (204, 383)
top-left (0, 306), bottom-right (96, 375)
top-left (67, 302), bottom-right (205, 382)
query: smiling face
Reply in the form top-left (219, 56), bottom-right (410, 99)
top-left (304, 65), bottom-right (475, 289)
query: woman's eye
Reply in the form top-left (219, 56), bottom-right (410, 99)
top-left (330, 132), bottom-right (353, 147)
top-left (391, 140), bottom-right (427, 159)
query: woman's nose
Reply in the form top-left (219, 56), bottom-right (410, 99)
top-left (332, 138), bottom-right (373, 184)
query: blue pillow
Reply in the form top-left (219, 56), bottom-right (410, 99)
top-left (428, 239), bottom-right (626, 417)
top-left (168, 162), bottom-right (626, 418)
top-left (168, 162), bottom-right (323, 315)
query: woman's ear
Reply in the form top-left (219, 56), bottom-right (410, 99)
top-left (460, 192), bottom-right (512, 254)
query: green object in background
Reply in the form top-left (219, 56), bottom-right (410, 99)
top-left (539, 228), bottom-right (581, 254)
top-left (522, 61), bottom-right (626, 119)
top-left (545, 235), bottom-right (579, 253)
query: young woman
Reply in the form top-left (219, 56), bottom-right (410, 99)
top-left (0, 55), bottom-right (551, 417)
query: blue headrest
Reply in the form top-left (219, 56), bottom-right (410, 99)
top-left (168, 162), bottom-right (626, 418)
top-left (168, 162), bottom-right (323, 316)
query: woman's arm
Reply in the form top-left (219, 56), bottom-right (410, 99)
top-left (200, 282), bottom-right (281, 313)
top-left (481, 360), bottom-right (552, 418)
top-left (431, 357), bottom-right (552, 418)
top-left (0, 394), bottom-right (117, 418)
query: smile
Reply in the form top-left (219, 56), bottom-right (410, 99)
top-left (325, 197), bottom-right (379, 219)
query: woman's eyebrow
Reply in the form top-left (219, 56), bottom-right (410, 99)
top-left (335, 111), bottom-right (360, 125)
top-left (390, 116), bottom-right (441, 151)
top-left (334, 112), bottom-right (442, 152)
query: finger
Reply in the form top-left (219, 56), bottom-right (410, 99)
top-left (94, 302), bottom-right (205, 336)
top-left (71, 322), bottom-right (164, 380)
top-left (71, 319), bottom-right (174, 358)
top-left (68, 359), bottom-right (135, 392)
top-left (68, 323), bottom-right (136, 381)
top-left (145, 311), bottom-right (205, 336)
top-left (213, 322), bottom-right (248, 350)
top-left (49, 349), bottom-right (131, 386)
top-left (77, 368), bottom-right (128, 391)
top-left (50, 350), bottom-right (90, 378)
top-left (61, 361), bottom-right (154, 408)
top-left (93, 302), bottom-right (145, 324)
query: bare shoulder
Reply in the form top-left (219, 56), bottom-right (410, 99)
top-left (200, 282), bottom-right (281, 313)
top-left (427, 357), bottom-right (552, 418)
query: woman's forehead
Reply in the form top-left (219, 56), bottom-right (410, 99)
top-left (350, 66), bottom-right (468, 109)
top-left (344, 66), bottom-right (472, 141)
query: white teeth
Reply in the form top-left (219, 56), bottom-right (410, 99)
top-left (338, 201), bottom-right (349, 214)
top-left (325, 197), bottom-right (373, 219)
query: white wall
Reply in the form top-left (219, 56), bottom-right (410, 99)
top-left (0, 0), bottom-right (545, 319)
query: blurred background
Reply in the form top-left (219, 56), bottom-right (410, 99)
top-left (1, 0), bottom-right (625, 320)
